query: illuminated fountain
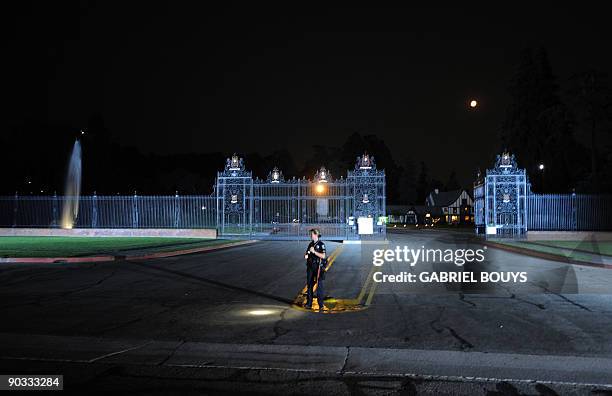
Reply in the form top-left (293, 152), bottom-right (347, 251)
top-left (60, 139), bottom-right (82, 229)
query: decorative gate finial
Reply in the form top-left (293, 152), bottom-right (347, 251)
top-left (496, 151), bottom-right (516, 170)
top-left (222, 153), bottom-right (249, 177)
top-left (268, 167), bottom-right (283, 183)
top-left (226, 153), bottom-right (244, 171)
top-left (356, 152), bottom-right (375, 170)
top-left (315, 166), bottom-right (329, 183)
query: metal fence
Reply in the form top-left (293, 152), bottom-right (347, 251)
top-left (0, 153), bottom-right (387, 241)
top-left (0, 194), bottom-right (217, 229)
top-left (527, 194), bottom-right (612, 231)
top-left (475, 152), bottom-right (612, 234)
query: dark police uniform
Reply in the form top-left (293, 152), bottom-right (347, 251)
top-left (304, 239), bottom-right (326, 308)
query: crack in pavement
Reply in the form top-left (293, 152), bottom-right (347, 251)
top-left (509, 294), bottom-right (547, 310)
top-left (458, 292), bottom-right (477, 307)
top-left (89, 340), bottom-right (154, 363)
top-left (158, 340), bottom-right (186, 366)
top-left (339, 346), bottom-right (351, 375)
top-left (82, 306), bottom-right (175, 337)
top-left (550, 292), bottom-right (593, 312)
top-left (524, 281), bottom-right (593, 312)
top-left (2, 268), bottom-right (69, 287)
top-left (495, 283), bottom-right (547, 310)
top-left (392, 292), bottom-right (413, 341)
top-left (270, 308), bottom-right (290, 342)
top-left (0, 266), bottom-right (121, 309)
top-left (429, 307), bottom-right (474, 351)
top-left (59, 268), bottom-right (119, 298)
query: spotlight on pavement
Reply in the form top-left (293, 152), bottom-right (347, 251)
top-left (247, 309), bottom-right (276, 316)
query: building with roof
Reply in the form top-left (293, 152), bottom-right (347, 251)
top-left (386, 205), bottom-right (411, 224)
top-left (386, 205), bottom-right (443, 227)
top-left (425, 188), bottom-right (474, 225)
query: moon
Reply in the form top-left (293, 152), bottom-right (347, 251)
top-left (470, 99), bottom-right (478, 108)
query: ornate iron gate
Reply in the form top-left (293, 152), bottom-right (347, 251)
top-left (474, 151), bottom-right (612, 235)
top-left (474, 152), bottom-right (528, 236)
top-left (216, 153), bottom-right (386, 240)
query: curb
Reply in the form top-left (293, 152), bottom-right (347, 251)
top-left (483, 240), bottom-right (612, 269)
top-left (0, 240), bottom-right (257, 264)
top-left (3, 333), bottom-right (612, 389)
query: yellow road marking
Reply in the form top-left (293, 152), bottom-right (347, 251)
top-left (353, 263), bottom-right (377, 304)
top-left (364, 276), bottom-right (378, 306)
top-left (291, 243), bottom-right (380, 314)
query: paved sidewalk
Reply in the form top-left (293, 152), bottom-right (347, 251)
top-left (1, 332), bottom-right (611, 393)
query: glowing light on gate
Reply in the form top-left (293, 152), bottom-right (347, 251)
top-left (316, 183), bottom-right (326, 194)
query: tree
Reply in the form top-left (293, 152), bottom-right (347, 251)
top-left (445, 170), bottom-right (461, 191)
top-left (304, 132), bottom-right (403, 203)
top-left (567, 70), bottom-right (612, 191)
top-left (398, 156), bottom-right (417, 204)
top-left (501, 47), bottom-right (580, 193)
top-left (301, 145), bottom-right (343, 180)
top-left (416, 162), bottom-right (429, 204)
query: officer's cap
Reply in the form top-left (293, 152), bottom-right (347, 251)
top-left (309, 228), bottom-right (321, 237)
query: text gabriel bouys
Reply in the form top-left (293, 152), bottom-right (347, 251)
top-left (373, 271), bottom-right (528, 283)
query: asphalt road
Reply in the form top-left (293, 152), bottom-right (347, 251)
top-left (1, 229), bottom-right (612, 394)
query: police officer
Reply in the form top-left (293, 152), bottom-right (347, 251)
top-left (304, 228), bottom-right (327, 310)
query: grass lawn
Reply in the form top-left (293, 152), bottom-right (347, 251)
top-left (497, 240), bottom-right (612, 263)
top-left (534, 240), bottom-right (612, 256)
top-left (0, 237), bottom-right (230, 258)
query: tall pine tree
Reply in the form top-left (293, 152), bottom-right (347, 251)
top-left (501, 48), bottom-right (579, 192)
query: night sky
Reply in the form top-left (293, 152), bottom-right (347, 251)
top-left (5, 3), bottom-right (612, 186)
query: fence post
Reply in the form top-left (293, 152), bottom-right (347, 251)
top-left (132, 191), bottom-right (139, 228)
top-left (174, 191), bottom-right (180, 228)
top-left (92, 191), bottom-right (98, 228)
top-left (12, 191), bottom-right (18, 228)
top-left (571, 191), bottom-right (577, 231)
top-left (52, 191), bottom-right (58, 228)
